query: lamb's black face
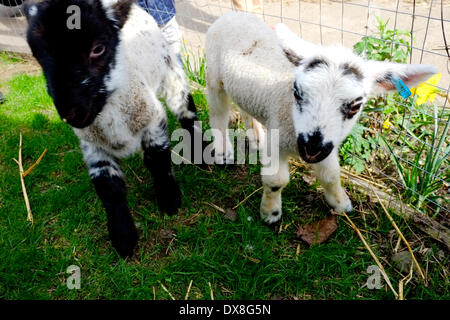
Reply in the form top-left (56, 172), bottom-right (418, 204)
top-left (24, 0), bottom-right (132, 128)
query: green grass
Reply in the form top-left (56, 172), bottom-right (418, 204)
top-left (0, 69), bottom-right (448, 300)
top-left (384, 105), bottom-right (450, 211)
top-left (0, 52), bottom-right (26, 65)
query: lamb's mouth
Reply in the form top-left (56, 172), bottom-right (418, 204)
top-left (297, 136), bottom-right (333, 164)
top-left (63, 110), bottom-right (97, 129)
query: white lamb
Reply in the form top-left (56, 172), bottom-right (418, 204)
top-left (205, 12), bottom-right (436, 225)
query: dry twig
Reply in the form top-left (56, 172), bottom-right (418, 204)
top-left (341, 211), bottom-right (399, 299)
top-left (398, 264), bottom-right (414, 300)
top-left (23, 148), bottom-right (47, 178)
top-left (233, 186), bottom-right (263, 210)
top-left (13, 134), bottom-right (33, 224)
top-left (185, 280), bottom-right (193, 300)
top-left (204, 202), bottom-right (226, 213)
top-left (171, 149), bottom-right (212, 173)
top-left (158, 281), bottom-right (175, 300)
top-left (208, 282), bottom-right (214, 300)
top-left (366, 167), bottom-right (426, 281)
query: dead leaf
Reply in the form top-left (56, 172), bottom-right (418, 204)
top-left (296, 215), bottom-right (338, 245)
top-left (159, 229), bottom-right (176, 239)
top-left (302, 174), bottom-right (316, 186)
top-left (393, 251), bottom-right (413, 272)
top-left (224, 208), bottom-right (237, 221)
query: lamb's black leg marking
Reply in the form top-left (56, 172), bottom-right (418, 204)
top-left (82, 143), bottom-right (138, 258)
top-left (142, 121), bottom-right (181, 215)
top-left (178, 93), bottom-right (207, 165)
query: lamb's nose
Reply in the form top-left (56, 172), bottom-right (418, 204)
top-left (62, 108), bottom-right (77, 123)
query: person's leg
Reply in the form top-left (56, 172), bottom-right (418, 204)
top-left (232, 0), bottom-right (261, 13)
top-left (160, 16), bottom-right (182, 55)
top-left (137, 0), bottom-right (181, 55)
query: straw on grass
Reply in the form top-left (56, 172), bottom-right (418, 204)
top-left (233, 186), bottom-right (263, 210)
top-left (184, 280), bottom-right (193, 300)
top-left (366, 167), bottom-right (426, 281)
top-left (13, 134), bottom-right (33, 224)
top-left (158, 281), bottom-right (175, 300)
top-left (208, 282), bottom-right (214, 300)
top-left (171, 149), bottom-right (212, 173)
top-left (341, 211), bottom-right (399, 298)
top-left (23, 148), bottom-right (47, 178)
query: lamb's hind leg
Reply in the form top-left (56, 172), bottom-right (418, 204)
top-left (162, 57), bottom-right (204, 164)
top-left (142, 117), bottom-right (182, 215)
top-left (81, 141), bottom-right (138, 258)
top-left (207, 86), bottom-right (234, 164)
top-left (310, 150), bottom-right (352, 213)
top-left (241, 110), bottom-right (265, 152)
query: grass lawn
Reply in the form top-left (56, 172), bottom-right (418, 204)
top-left (0, 55), bottom-right (448, 300)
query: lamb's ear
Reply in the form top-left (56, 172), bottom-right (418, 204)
top-left (365, 60), bottom-right (437, 94)
top-left (111, 0), bottom-right (134, 29)
top-left (275, 23), bottom-right (317, 66)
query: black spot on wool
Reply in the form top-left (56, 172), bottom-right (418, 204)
top-left (341, 63), bottom-right (363, 80)
top-left (305, 58), bottom-right (329, 71)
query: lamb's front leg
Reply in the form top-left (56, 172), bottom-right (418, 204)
top-left (82, 141), bottom-right (138, 258)
top-left (142, 120), bottom-right (182, 215)
top-left (260, 153), bottom-right (290, 226)
top-left (310, 150), bottom-right (352, 213)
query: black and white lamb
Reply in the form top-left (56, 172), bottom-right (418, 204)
top-left (24, 0), bottom-right (203, 258)
top-left (205, 12), bottom-right (437, 226)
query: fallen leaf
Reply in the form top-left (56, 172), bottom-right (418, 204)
top-left (302, 174), bottom-right (316, 186)
top-left (159, 229), bottom-right (176, 239)
top-left (224, 208), bottom-right (237, 221)
top-left (392, 251), bottom-right (412, 272)
top-left (296, 215), bottom-right (338, 245)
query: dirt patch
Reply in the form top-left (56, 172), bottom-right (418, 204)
top-left (0, 52), bottom-right (41, 83)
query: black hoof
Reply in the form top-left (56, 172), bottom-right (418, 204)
top-left (265, 218), bottom-right (282, 231)
top-left (109, 220), bottom-right (138, 259)
top-left (156, 178), bottom-right (181, 215)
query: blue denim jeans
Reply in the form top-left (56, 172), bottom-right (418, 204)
top-left (137, 0), bottom-right (176, 26)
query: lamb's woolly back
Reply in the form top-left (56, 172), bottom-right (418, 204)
top-left (206, 12), bottom-right (296, 124)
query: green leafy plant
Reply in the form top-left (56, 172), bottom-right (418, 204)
top-left (340, 123), bottom-right (378, 174)
top-left (383, 105), bottom-right (449, 210)
top-left (182, 46), bottom-right (206, 87)
top-left (342, 17), bottom-right (414, 173)
top-left (353, 16), bottom-right (412, 63)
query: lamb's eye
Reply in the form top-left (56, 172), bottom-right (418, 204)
top-left (347, 104), bottom-right (360, 118)
top-left (90, 44), bottom-right (106, 59)
top-left (343, 97), bottom-right (363, 119)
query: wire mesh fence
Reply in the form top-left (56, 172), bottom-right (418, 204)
top-left (0, 0), bottom-right (449, 217)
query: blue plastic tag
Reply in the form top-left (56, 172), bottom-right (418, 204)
top-left (391, 77), bottom-right (411, 99)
